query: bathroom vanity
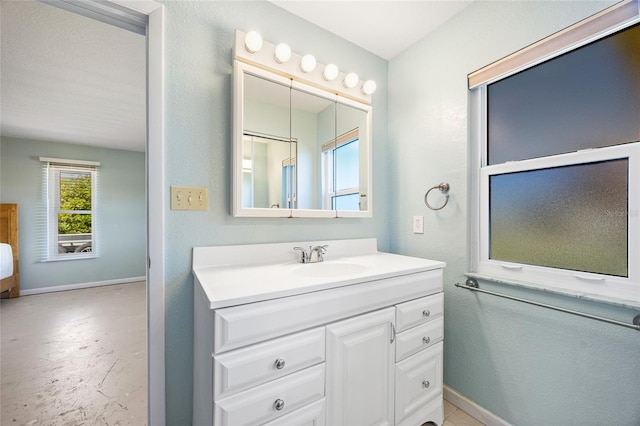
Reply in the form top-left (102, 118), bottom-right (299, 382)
top-left (192, 239), bottom-right (445, 425)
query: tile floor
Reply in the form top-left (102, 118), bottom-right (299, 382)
top-left (443, 398), bottom-right (486, 426)
top-left (1, 281), bottom-right (146, 426)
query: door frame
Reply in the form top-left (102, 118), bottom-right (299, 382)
top-left (145, 4), bottom-right (166, 425)
top-left (50, 0), bottom-right (167, 424)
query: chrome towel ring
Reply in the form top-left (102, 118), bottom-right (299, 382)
top-left (424, 183), bottom-right (450, 211)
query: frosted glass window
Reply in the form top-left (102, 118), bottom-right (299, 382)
top-left (489, 159), bottom-right (628, 277)
top-left (487, 23), bottom-right (640, 165)
top-left (474, 6), bottom-right (640, 302)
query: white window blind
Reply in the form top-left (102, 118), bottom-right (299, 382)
top-left (468, 0), bottom-right (640, 89)
top-left (40, 157), bottom-right (100, 261)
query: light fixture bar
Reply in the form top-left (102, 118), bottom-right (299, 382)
top-left (233, 29), bottom-right (374, 104)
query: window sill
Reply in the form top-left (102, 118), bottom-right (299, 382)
top-left (465, 272), bottom-right (640, 310)
top-left (42, 255), bottom-right (98, 263)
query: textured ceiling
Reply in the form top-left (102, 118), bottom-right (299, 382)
top-left (0, 1), bottom-right (471, 153)
top-left (269, 1), bottom-right (474, 60)
top-left (0, 0), bottom-right (146, 152)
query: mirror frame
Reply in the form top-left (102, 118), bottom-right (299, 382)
top-left (232, 61), bottom-right (372, 218)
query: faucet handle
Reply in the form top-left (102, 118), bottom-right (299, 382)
top-left (293, 246), bottom-right (310, 263)
top-left (312, 245), bottom-right (328, 262)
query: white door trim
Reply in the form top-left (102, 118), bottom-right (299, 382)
top-left (145, 4), bottom-right (166, 426)
top-left (59, 1), bottom-right (167, 424)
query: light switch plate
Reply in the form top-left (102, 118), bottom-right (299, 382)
top-left (413, 215), bottom-right (424, 234)
top-left (171, 186), bottom-right (208, 211)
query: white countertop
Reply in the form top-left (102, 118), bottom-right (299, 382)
top-left (192, 239), bottom-right (445, 309)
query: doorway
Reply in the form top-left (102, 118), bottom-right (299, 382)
top-left (0, 0), bottom-right (164, 424)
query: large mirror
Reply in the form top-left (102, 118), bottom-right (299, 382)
top-left (233, 62), bottom-right (372, 218)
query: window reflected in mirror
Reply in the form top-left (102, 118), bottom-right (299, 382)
top-left (291, 86), bottom-right (335, 211)
top-left (322, 129), bottom-right (360, 210)
top-left (234, 61), bottom-right (372, 217)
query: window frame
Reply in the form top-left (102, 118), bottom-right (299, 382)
top-left (322, 129), bottom-right (360, 210)
top-left (476, 137), bottom-right (640, 301)
top-left (469, 2), bottom-right (640, 304)
top-left (42, 158), bottom-right (99, 261)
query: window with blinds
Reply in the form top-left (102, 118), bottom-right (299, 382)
top-left (40, 157), bottom-right (99, 261)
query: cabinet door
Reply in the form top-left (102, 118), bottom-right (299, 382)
top-left (326, 307), bottom-right (395, 426)
top-left (395, 342), bottom-right (443, 426)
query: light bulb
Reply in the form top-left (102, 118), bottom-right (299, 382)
top-left (300, 54), bottom-right (317, 73)
top-left (343, 72), bottom-right (359, 89)
top-left (362, 80), bottom-right (377, 95)
top-left (323, 64), bottom-right (339, 81)
top-left (274, 43), bottom-right (291, 64)
top-left (244, 31), bottom-right (263, 54)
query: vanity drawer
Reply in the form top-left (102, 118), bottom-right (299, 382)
top-left (214, 363), bottom-right (325, 426)
top-left (214, 269), bottom-right (442, 353)
top-left (214, 327), bottom-right (325, 400)
top-left (394, 342), bottom-right (443, 426)
top-left (395, 292), bottom-right (443, 333)
top-left (262, 398), bottom-right (326, 426)
top-left (395, 317), bottom-right (443, 362)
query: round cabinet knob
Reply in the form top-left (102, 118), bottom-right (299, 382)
top-left (422, 380), bottom-right (430, 389)
top-left (274, 358), bottom-right (286, 370)
top-left (422, 336), bottom-right (431, 344)
top-left (422, 309), bottom-right (431, 317)
top-left (274, 399), bottom-right (285, 411)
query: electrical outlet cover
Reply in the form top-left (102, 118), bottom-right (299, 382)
top-left (413, 215), bottom-right (424, 234)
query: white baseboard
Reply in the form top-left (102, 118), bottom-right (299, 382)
top-left (20, 276), bottom-right (145, 296)
top-left (444, 385), bottom-right (512, 426)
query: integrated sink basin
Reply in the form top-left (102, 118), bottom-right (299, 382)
top-left (293, 261), bottom-right (368, 278)
top-left (192, 238), bottom-right (446, 309)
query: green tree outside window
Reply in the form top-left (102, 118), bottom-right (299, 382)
top-left (58, 172), bottom-right (92, 234)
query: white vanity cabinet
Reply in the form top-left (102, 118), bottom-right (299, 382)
top-left (192, 239), bottom-right (445, 426)
top-left (326, 308), bottom-right (396, 426)
top-left (394, 294), bottom-right (445, 426)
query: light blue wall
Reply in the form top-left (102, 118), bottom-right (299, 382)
top-left (162, 2), bottom-right (388, 423)
top-left (0, 137), bottom-right (146, 290)
top-left (389, 1), bottom-right (640, 425)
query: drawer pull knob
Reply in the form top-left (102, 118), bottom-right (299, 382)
top-left (274, 399), bottom-right (285, 411)
top-left (423, 336), bottom-right (431, 344)
top-left (274, 358), bottom-right (286, 370)
top-left (422, 309), bottom-right (431, 317)
top-left (422, 380), bottom-right (430, 389)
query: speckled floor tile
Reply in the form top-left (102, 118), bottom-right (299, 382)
top-left (1, 282), bottom-right (146, 425)
top-left (443, 396), bottom-right (487, 426)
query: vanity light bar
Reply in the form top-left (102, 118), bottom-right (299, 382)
top-left (234, 29), bottom-right (375, 104)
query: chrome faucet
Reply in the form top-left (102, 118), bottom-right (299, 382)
top-left (312, 245), bottom-right (328, 262)
top-left (294, 245), bottom-right (328, 263)
top-left (294, 246), bottom-right (312, 263)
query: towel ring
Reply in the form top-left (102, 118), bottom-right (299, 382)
top-left (424, 183), bottom-right (450, 211)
